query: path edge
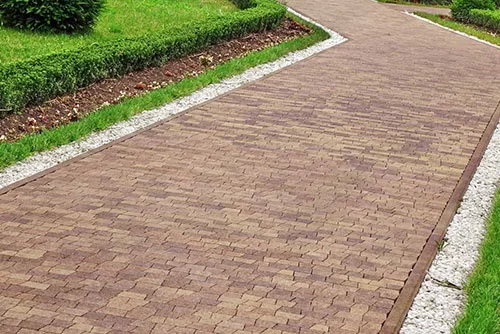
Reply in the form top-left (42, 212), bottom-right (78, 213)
top-left (380, 102), bottom-right (500, 333)
top-left (0, 8), bottom-right (346, 194)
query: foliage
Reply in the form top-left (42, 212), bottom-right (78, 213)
top-left (469, 8), bottom-right (500, 32)
top-left (0, 0), bottom-right (285, 112)
top-left (0, 0), bottom-right (237, 64)
top-left (451, 0), bottom-right (496, 22)
top-left (0, 0), bottom-right (105, 33)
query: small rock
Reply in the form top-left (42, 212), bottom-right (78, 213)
top-left (27, 117), bottom-right (37, 126)
top-left (135, 82), bottom-right (146, 90)
top-left (199, 55), bottom-right (214, 67)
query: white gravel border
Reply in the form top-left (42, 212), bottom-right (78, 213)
top-left (401, 122), bottom-right (500, 334)
top-left (401, 12), bottom-right (500, 333)
top-left (0, 8), bottom-right (346, 190)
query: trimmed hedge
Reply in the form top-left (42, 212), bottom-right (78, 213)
top-left (469, 8), bottom-right (500, 32)
top-left (451, 0), bottom-right (496, 22)
top-left (0, 0), bottom-right (285, 112)
top-left (0, 0), bottom-right (105, 34)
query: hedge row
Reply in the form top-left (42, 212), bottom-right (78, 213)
top-left (451, 0), bottom-right (496, 22)
top-left (0, 0), bottom-right (285, 112)
top-left (469, 8), bottom-right (500, 32)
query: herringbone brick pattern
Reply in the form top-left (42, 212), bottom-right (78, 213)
top-left (1, 0), bottom-right (500, 333)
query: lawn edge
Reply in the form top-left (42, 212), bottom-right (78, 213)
top-left (383, 92), bottom-right (500, 332)
top-left (377, 0), bottom-right (450, 9)
top-left (410, 12), bottom-right (500, 49)
top-left (0, 8), bottom-right (346, 190)
top-left (383, 12), bottom-right (500, 333)
top-left (453, 189), bottom-right (500, 334)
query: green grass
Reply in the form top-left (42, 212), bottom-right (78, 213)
top-left (377, 0), bottom-right (451, 8)
top-left (0, 14), bottom-right (329, 170)
top-left (453, 189), bottom-right (500, 334)
top-left (0, 0), bottom-right (237, 64)
top-left (415, 12), bottom-right (500, 47)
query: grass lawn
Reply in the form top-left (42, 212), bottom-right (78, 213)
top-left (0, 14), bottom-right (330, 169)
top-left (0, 0), bottom-right (237, 64)
top-left (377, 0), bottom-right (450, 8)
top-left (415, 12), bottom-right (500, 47)
top-left (453, 189), bottom-right (500, 334)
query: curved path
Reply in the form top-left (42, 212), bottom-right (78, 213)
top-left (1, 1), bottom-right (500, 333)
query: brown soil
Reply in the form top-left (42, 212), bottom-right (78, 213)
top-left (0, 18), bottom-right (311, 142)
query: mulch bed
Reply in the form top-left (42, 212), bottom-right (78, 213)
top-left (0, 18), bottom-right (310, 142)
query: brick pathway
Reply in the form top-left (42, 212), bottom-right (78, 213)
top-left (380, 3), bottom-right (450, 15)
top-left (1, 1), bottom-right (500, 333)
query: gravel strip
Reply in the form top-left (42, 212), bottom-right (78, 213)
top-left (401, 118), bottom-right (500, 332)
top-left (0, 8), bottom-right (346, 190)
top-left (401, 13), bottom-right (500, 334)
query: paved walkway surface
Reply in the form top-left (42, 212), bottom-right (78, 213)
top-left (380, 3), bottom-right (450, 15)
top-left (1, 1), bottom-right (500, 333)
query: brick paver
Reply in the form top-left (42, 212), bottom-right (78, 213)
top-left (381, 3), bottom-right (450, 15)
top-left (1, 1), bottom-right (500, 333)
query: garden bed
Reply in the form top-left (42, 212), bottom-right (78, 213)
top-left (0, 9), bottom-right (334, 170)
top-left (0, 18), bottom-right (310, 142)
top-left (0, 0), bottom-right (286, 113)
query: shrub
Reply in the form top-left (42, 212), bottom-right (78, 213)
top-left (0, 0), bottom-right (105, 34)
top-left (0, 0), bottom-right (286, 112)
top-left (451, 0), bottom-right (496, 22)
top-left (469, 8), bottom-right (500, 32)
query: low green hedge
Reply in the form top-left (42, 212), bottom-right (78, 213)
top-left (451, 0), bottom-right (496, 22)
top-left (0, 0), bottom-right (105, 34)
top-left (469, 8), bottom-right (500, 32)
top-left (0, 0), bottom-right (285, 112)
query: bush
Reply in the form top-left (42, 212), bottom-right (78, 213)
top-left (451, 0), bottom-right (496, 22)
top-left (0, 0), bottom-right (105, 34)
top-left (0, 0), bottom-right (286, 112)
top-left (469, 8), bottom-right (500, 32)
